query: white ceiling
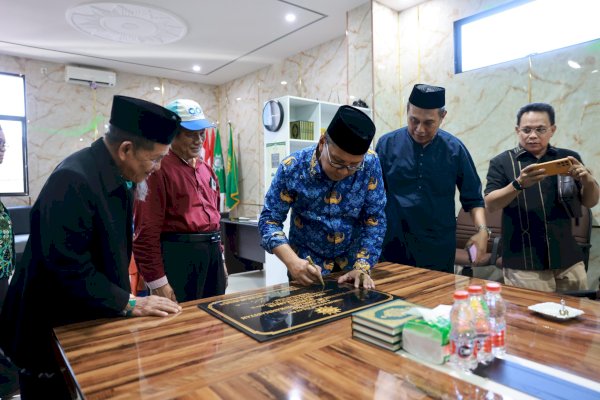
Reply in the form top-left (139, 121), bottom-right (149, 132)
top-left (376, 0), bottom-right (428, 11)
top-left (0, 0), bottom-right (376, 86)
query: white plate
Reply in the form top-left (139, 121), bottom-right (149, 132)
top-left (528, 302), bottom-right (584, 320)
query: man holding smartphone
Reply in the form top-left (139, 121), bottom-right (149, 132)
top-left (485, 102), bottom-right (599, 291)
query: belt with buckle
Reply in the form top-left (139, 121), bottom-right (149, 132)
top-left (160, 232), bottom-right (221, 243)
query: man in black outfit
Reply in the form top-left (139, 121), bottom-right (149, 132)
top-left (0, 96), bottom-right (183, 398)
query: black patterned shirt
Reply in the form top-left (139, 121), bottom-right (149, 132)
top-left (0, 201), bottom-right (14, 280)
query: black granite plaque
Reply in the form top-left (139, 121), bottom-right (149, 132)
top-left (198, 281), bottom-right (396, 341)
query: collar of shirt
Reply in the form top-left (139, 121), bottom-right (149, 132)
top-left (308, 144), bottom-right (323, 178)
top-left (91, 139), bottom-right (132, 194)
top-left (170, 148), bottom-right (199, 168)
top-left (514, 144), bottom-right (558, 160)
top-left (404, 128), bottom-right (439, 149)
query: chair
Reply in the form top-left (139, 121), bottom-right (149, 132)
top-left (572, 204), bottom-right (592, 270)
top-left (455, 208), bottom-right (502, 281)
top-left (560, 205), bottom-right (597, 299)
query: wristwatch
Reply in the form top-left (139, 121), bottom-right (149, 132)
top-left (478, 225), bottom-right (492, 238)
top-left (512, 179), bottom-right (523, 191)
top-left (122, 295), bottom-right (136, 317)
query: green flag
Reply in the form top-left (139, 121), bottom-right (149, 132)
top-left (226, 124), bottom-right (240, 210)
top-left (213, 128), bottom-right (226, 193)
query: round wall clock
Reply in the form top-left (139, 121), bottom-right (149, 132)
top-left (262, 100), bottom-right (284, 132)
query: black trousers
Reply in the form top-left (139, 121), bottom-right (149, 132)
top-left (0, 277), bottom-right (8, 312)
top-left (18, 370), bottom-right (72, 400)
top-left (381, 237), bottom-right (455, 274)
top-left (161, 237), bottom-right (226, 302)
top-left (0, 353), bottom-right (20, 398)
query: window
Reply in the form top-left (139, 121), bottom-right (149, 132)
top-left (454, 0), bottom-right (600, 73)
top-left (0, 72), bottom-right (28, 195)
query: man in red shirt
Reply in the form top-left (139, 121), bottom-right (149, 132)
top-left (133, 99), bottom-right (227, 302)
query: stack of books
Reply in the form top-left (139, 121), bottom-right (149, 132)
top-left (290, 120), bottom-right (314, 140)
top-left (352, 299), bottom-right (418, 351)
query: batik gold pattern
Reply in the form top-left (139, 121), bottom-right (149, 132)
top-left (324, 191), bottom-right (342, 205)
top-left (327, 232), bottom-right (345, 244)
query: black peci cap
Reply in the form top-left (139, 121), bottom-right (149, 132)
top-left (326, 105), bottom-right (375, 155)
top-left (109, 95), bottom-right (181, 144)
top-left (408, 84), bottom-right (445, 109)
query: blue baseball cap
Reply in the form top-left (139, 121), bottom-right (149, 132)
top-left (166, 99), bottom-right (214, 131)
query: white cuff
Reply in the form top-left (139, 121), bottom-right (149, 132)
top-left (146, 276), bottom-right (168, 290)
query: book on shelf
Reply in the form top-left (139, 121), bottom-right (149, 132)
top-left (352, 299), bottom-right (418, 336)
top-left (290, 120), bottom-right (314, 140)
top-left (353, 331), bottom-right (402, 352)
top-left (352, 322), bottom-right (401, 345)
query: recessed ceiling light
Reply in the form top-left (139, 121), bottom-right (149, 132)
top-left (153, 86), bottom-right (161, 91)
top-left (592, 69), bottom-right (598, 74)
top-left (567, 60), bottom-right (581, 69)
top-left (236, 97), bottom-right (242, 101)
top-left (192, 65), bottom-right (201, 72)
top-left (66, 3), bottom-right (187, 45)
top-left (349, 95), bottom-right (356, 100)
top-left (285, 13), bottom-right (296, 23)
top-left (281, 81), bottom-right (287, 85)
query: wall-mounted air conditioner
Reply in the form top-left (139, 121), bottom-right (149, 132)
top-left (65, 66), bottom-right (117, 87)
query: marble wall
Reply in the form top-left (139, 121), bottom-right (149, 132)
top-left (372, 0), bottom-right (600, 285)
top-left (0, 54), bottom-right (218, 207)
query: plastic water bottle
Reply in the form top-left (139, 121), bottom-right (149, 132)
top-left (449, 290), bottom-right (476, 371)
top-left (485, 282), bottom-right (506, 357)
top-left (468, 285), bottom-right (492, 364)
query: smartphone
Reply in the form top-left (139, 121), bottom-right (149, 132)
top-left (467, 244), bottom-right (477, 264)
top-left (528, 157), bottom-right (572, 176)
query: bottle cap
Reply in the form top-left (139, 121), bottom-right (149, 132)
top-left (467, 285), bottom-right (483, 294)
top-left (486, 282), bottom-right (502, 292)
top-left (453, 290), bottom-right (469, 300)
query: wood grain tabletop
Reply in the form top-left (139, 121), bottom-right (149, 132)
top-left (54, 263), bottom-right (600, 399)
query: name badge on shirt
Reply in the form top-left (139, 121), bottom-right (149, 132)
top-left (210, 176), bottom-right (217, 191)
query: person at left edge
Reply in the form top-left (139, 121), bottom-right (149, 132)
top-left (133, 99), bottom-right (227, 302)
top-left (0, 124), bottom-right (15, 311)
top-left (259, 105), bottom-right (386, 289)
top-left (0, 95), bottom-right (182, 399)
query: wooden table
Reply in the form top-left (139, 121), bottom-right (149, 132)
top-left (54, 263), bottom-right (600, 399)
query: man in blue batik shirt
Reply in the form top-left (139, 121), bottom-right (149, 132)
top-left (259, 105), bottom-right (386, 289)
top-left (376, 84), bottom-right (488, 273)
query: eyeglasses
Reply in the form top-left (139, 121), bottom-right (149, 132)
top-left (324, 142), bottom-right (364, 172)
top-left (518, 126), bottom-right (550, 135)
top-left (182, 129), bottom-right (206, 141)
top-left (134, 152), bottom-right (164, 166)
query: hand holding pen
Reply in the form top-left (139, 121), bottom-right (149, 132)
top-left (306, 256), bottom-right (325, 287)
